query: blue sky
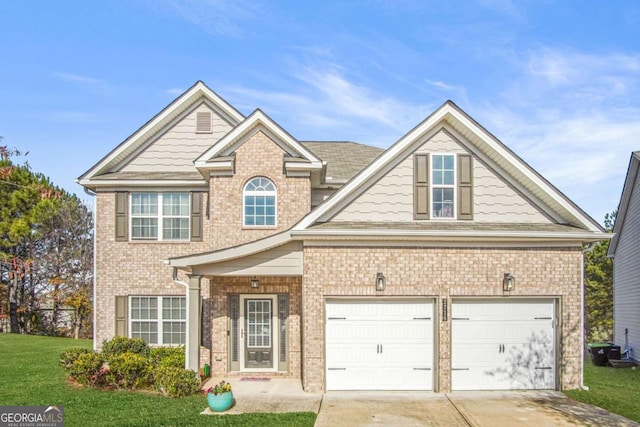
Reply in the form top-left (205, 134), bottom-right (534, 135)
top-left (1, 1), bottom-right (639, 224)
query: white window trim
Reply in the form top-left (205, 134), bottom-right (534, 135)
top-left (430, 153), bottom-right (457, 220)
top-left (242, 177), bottom-right (278, 228)
top-left (129, 296), bottom-right (186, 347)
top-left (130, 192), bottom-right (191, 241)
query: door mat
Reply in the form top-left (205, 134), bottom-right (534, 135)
top-left (239, 377), bottom-right (271, 382)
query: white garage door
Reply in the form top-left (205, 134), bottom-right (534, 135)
top-left (326, 299), bottom-right (434, 391)
top-left (452, 299), bottom-right (556, 390)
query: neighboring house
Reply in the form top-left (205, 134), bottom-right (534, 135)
top-left (78, 81), bottom-right (607, 393)
top-left (607, 151), bottom-right (640, 362)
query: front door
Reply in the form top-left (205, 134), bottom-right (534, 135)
top-left (240, 295), bottom-right (278, 371)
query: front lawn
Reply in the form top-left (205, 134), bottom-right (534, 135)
top-left (565, 359), bottom-right (640, 422)
top-left (0, 334), bottom-right (316, 426)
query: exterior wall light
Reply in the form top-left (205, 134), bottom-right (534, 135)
top-left (250, 276), bottom-right (259, 289)
top-left (376, 272), bottom-right (386, 291)
top-left (503, 273), bottom-right (515, 292)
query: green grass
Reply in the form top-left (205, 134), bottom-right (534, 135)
top-left (565, 359), bottom-right (640, 422)
top-left (0, 334), bottom-right (316, 426)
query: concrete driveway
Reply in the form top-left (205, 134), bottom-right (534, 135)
top-left (314, 391), bottom-right (639, 427)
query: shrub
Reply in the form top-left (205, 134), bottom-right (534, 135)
top-left (59, 348), bottom-right (92, 370)
top-left (68, 352), bottom-right (105, 386)
top-left (105, 352), bottom-right (152, 389)
top-left (150, 347), bottom-right (185, 369)
top-left (154, 366), bottom-right (201, 398)
top-left (102, 336), bottom-right (150, 358)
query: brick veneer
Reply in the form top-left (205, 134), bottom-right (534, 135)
top-left (302, 246), bottom-right (583, 393)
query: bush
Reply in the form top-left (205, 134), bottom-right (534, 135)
top-left (102, 336), bottom-right (150, 358)
top-left (105, 352), bottom-right (152, 389)
top-left (59, 347), bottom-right (92, 370)
top-left (68, 352), bottom-right (105, 386)
top-left (154, 366), bottom-right (202, 398)
top-left (150, 347), bottom-right (185, 369)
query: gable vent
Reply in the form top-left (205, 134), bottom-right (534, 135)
top-left (196, 112), bottom-right (212, 133)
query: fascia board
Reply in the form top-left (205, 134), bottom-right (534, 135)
top-left (195, 110), bottom-right (322, 166)
top-left (608, 152), bottom-right (640, 256)
top-left (167, 231), bottom-right (292, 268)
top-left (79, 81), bottom-right (244, 183)
top-left (78, 179), bottom-right (208, 188)
top-left (290, 229), bottom-right (611, 242)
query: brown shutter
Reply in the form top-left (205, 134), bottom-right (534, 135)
top-left (115, 192), bottom-right (128, 241)
top-left (458, 154), bottom-right (473, 220)
top-left (414, 154), bottom-right (430, 219)
top-left (115, 296), bottom-right (128, 337)
top-left (190, 192), bottom-right (203, 242)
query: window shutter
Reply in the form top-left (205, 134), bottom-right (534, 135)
top-left (190, 192), bottom-right (203, 242)
top-left (115, 192), bottom-right (129, 241)
top-left (414, 154), bottom-right (430, 219)
top-left (228, 295), bottom-right (240, 372)
top-left (278, 294), bottom-right (289, 372)
top-left (196, 112), bottom-right (212, 133)
top-left (458, 154), bottom-right (473, 220)
top-left (115, 296), bottom-right (128, 337)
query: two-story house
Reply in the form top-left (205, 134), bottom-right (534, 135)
top-left (78, 81), bottom-right (607, 392)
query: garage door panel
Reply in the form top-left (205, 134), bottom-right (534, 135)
top-left (326, 299), bottom-right (434, 391)
top-left (452, 299), bottom-right (556, 391)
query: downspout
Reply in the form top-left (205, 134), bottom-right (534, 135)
top-left (84, 187), bottom-right (98, 351)
top-left (172, 267), bottom-right (191, 370)
top-left (581, 242), bottom-right (596, 390)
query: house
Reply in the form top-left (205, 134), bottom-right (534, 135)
top-left (78, 81), bottom-right (607, 392)
top-left (607, 151), bottom-right (640, 362)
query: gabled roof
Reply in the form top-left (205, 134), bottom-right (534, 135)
top-left (293, 100), bottom-right (605, 234)
top-left (608, 151), bottom-right (640, 256)
top-left (301, 141), bottom-right (384, 183)
top-left (77, 81), bottom-right (244, 187)
top-left (194, 109), bottom-right (323, 172)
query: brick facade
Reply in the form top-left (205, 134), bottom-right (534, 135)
top-left (302, 246), bottom-right (583, 392)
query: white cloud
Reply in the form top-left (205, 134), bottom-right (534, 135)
top-left (52, 72), bottom-right (107, 86)
top-left (40, 110), bottom-right (101, 123)
top-left (164, 88), bottom-right (185, 97)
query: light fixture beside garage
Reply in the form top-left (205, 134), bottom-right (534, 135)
top-left (375, 272), bottom-right (386, 291)
top-left (502, 273), bottom-right (515, 292)
top-left (250, 276), bottom-right (259, 289)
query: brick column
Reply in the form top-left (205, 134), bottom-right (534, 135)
top-left (186, 274), bottom-right (202, 372)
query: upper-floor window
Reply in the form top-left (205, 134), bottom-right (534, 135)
top-left (431, 154), bottom-right (455, 218)
top-left (130, 296), bottom-right (186, 345)
top-left (243, 177), bottom-right (276, 227)
top-left (130, 192), bottom-right (190, 240)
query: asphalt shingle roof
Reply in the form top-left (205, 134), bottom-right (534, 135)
top-left (301, 141), bottom-right (384, 181)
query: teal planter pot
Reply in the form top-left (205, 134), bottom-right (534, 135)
top-left (207, 391), bottom-right (233, 412)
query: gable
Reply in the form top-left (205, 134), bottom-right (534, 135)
top-left (119, 102), bottom-right (233, 173)
top-left (331, 129), bottom-right (550, 224)
top-left (294, 101), bottom-right (605, 237)
top-left (609, 152), bottom-right (640, 256)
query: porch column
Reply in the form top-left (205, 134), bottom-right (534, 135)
top-left (186, 274), bottom-right (202, 372)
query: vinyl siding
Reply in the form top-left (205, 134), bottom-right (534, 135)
top-left (613, 169), bottom-right (640, 361)
top-left (121, 104), bottom-right (232, 172)
top-left (332, 130), bottom-right (550, 223)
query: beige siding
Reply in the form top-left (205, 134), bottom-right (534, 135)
top-left (193, 242), bottom-right (303, 276)
top-left (301, 246), bottom-right (583, 392)
top-left (332, 130), bottom-right (550, 223)
top-left (613, 171), bottom-right (640, 361)
top-left (121, 104), bottom-right (232, 172)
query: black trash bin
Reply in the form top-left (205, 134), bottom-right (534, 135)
top-left (608, 345), bottom-right (621, 361)
top-left (587, 343), bottom-right (612, 366)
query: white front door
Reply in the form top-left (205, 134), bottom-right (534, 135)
top-left (325, 299), bottom-right (434, 391)
top-left (240, 295), bottom-right (278, 372)
top-left (451, 299), bottom-right (556, 390)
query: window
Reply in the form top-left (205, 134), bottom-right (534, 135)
top-left (130, 296), bottom-right (186, 345)
top-left (243, 177), bottom-right (276, 226)
top-left (432, 154), bottom-right (455, 218)
top-left (130, 193), bottom-right (190, 240)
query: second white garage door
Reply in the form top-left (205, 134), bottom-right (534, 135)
top-left (325, 299), bottom-right (434, 391)
top-left (451, 299), bottom-right (556, 390)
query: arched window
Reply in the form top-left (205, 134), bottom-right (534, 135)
top-left (243, 177), bottom-right (277, 226)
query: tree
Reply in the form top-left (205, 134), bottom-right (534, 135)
top-left (584, 211), bottom-right (616, 343)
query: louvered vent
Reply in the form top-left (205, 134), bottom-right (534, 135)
top-left (196, 112), bottom-right (212, 133)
